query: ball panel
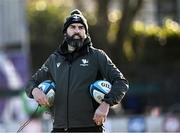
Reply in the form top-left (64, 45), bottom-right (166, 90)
top-left (38, 83), bottom-right (50, 94)
top-left (46, 89), bottom-right (55, 106)
top-left (97, 80), bottom-right (111, 93)
top-left (93, 89), bottom-right (105, 104)
top-left (38, 80), bottom-right (56, 94)
top-left (89, 80), bottom-right (112, 104)
top-left (50, 82), bottom-right (55, 88)
top-left (38, 80), bottom-right (56, 107)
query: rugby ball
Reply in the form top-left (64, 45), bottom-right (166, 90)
top-left (90, 80), bottom-right (112, 104)
top-left (38, 80), bottom-right (56, 107)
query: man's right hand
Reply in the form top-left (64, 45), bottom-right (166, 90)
top-left (32, 87), bottom-right (50, 107)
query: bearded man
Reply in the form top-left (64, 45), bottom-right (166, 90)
top-left (25, 9), bottom-right (129, 133)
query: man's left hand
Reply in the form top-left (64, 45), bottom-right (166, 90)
top-left (93, 101), bottom-right (110, 126)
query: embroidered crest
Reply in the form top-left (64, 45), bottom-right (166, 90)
top-left (80, 59), bottom-right (89, 66)
top-left (56, 62), bottom-right (61, 68)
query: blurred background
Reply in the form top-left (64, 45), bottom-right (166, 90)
top-left (0, 0), bottom-right (180, 132)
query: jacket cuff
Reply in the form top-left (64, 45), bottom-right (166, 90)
top-left (25, 82), bottom-right (37, 98)
top-left (102, 99), bottom-right (114, 106)
top-left (103, 93), bottom-right (118, 106)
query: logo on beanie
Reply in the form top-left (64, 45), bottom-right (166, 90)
top-left (63, 9), bottom-right (88, 34)
top-left (72, 15), bottom-right (80, 21)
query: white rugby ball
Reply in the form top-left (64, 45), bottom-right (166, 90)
top-left (90, 80), bottom-right (112, 104)
top-left (38, 80), bottom-right (56, 107)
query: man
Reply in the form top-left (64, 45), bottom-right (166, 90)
top-left (25, 9), bottom-right (129, 132)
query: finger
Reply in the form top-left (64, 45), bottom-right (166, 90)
top-left (93, 113), bottom-right (97, 120)
top-left (38, 99), bottom-right (45, 105)
top-left (37, 96), bottom-right (48, 106)
top-left (93, 113), bottom-right (101, 122)
top-left (102, 117), bottom-right (106, 123)
top-left (45, 101), bottom-right (50, 107)
top-left (43, 97), bottom-right (50, 106)
top-left (93, 116), bottom-right (103, 125)
top-left (96, 121), bottom-right (103, 126)
top-left (96, 121), bottom-right (101, 125)
top-left (97, 116), bottom-right (106, 124)
top-left (36, 97), bottom-right (43, 105)
top-left (43, 96), bottom-right (49, 104)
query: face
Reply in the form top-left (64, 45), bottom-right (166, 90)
top-left (66, 23), bottom-right (87, 40)
top-left (64, 23), bottom-right (87, 52)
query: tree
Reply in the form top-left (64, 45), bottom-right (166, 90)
top-left (112, 0), bottom-right (144, 67)
top-left (93, 0), bottom-right (110, 52)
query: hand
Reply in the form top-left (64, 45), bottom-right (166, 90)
top-left (93, 101), bottom-right (110, 126)
top-left (32, 87), bottom-right (50, 107)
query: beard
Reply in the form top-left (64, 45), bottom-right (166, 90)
top-left (65, 34), bottom-right (84, 51)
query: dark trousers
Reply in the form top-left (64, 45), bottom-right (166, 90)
top-left (51, 126), bottom-right (103, 133)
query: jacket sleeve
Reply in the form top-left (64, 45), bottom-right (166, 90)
top-left (25, 56), bottom-right (53, 98)
top-left (97, 50), bottom-right (129, 106)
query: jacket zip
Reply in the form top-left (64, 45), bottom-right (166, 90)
top-left (66, 62), bottom-right (72, 129)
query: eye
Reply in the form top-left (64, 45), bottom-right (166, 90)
top-left (79, 26), bottom-right (84, 30)
top-left (69, 25), bottom-right (76, 29)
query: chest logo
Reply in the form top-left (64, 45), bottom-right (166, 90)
top-left (56, 62), bottom-right (61, 68)
top-left (80, 59), bottom-right (89, 67)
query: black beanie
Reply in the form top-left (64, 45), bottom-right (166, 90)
top-left (63, 9), bottom-right (88, 34)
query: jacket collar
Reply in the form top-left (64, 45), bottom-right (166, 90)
top-left (57, 36), bottom-right (92, 62)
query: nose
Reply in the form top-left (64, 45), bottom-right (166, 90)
top-left (74, 27), bottom-right (80, 33)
